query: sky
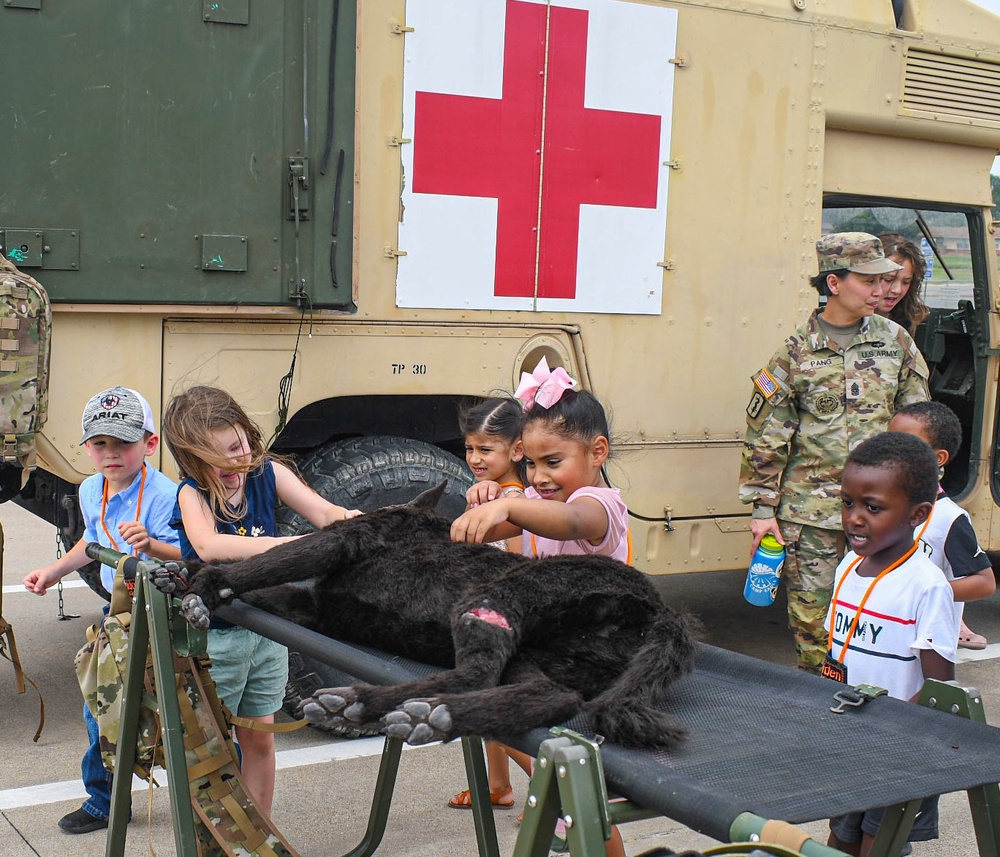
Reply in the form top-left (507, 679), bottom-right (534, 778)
top-left (968, 0), bottom-right (1000, 14)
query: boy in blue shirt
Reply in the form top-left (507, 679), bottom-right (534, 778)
top-left (23, 386), bottom-right (181, 834)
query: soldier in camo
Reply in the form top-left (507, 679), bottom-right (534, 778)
top-left (739, 232), bottom-right (929, 673)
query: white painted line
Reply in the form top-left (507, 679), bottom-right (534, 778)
top-left (0, 770), bottom-right (169, 811)
top-left (0, 735), bottom-right (423, 811)
top-left (3, 579), bottom-right (89, 595)
top-left (957, 642), bottom-right (1000, 664)
top-left (275, 735), bottom-right (405, 770)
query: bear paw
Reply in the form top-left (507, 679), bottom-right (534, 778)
top-left (180, 593), bottom-right (212, 631)
top-left (382, 698), bottom-right (453, 745)
top-left (301, 687), bottom-right (379, 731)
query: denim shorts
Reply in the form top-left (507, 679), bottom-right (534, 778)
top-left (207, 626), bottom-right (288, 718)
top-left (830, 794), bottom-right (939, 846)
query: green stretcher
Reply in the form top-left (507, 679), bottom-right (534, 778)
top-left (95, 547), bottom-right (1000, 857)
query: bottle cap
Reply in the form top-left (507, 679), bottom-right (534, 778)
top-left (759, 534), bottom-right (784, 552)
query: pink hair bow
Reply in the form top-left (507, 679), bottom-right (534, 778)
top-left (514, 357), bottom-right (577, 410)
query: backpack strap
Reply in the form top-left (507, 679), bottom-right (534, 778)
top-left (228, 714), bottom-right (307, 734)
top-left (180, 655), bottom-right (301, 855)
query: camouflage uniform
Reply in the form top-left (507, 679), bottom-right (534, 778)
top-left (740, 310), bottom-right (929, 671)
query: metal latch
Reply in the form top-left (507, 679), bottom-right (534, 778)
top-left (830, 683), bottom-right (888, 714)
top-left (287, 156), bottom-right (310, 221)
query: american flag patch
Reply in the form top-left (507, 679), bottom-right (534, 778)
top-left (753, 369), bottom-right (778, 399)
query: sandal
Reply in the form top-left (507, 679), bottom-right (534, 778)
top-left (959, 631), bottom-right (988, 650)
top-left (448, 786), bottom-right (515, 809)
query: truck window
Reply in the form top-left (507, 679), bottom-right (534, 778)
top-left (823, 198), bottom-right (989, 500)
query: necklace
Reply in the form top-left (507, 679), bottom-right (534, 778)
top-left (100, 463), bottom-right (147, 554)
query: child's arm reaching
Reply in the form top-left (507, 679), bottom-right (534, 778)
top-left (272, 461), bottom-right (361, 527)
top-left (451, 494), bottom-right (609, 546)
top-left (466, 480), bottom-right (503, 507)
top-left (177, 483), bottom-right (292, 561)
top-left (22, 538), bottom-right (92, 594)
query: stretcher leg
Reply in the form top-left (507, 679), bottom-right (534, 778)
top-left (340, 736), bottom-right (403, 857)
top-left (918, 679), bottom-right (1000, 857)
top-left (460, 737), bottom-right (502, 857)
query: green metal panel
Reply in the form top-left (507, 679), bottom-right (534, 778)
top-left (0, 1), bottom-right (355, 307)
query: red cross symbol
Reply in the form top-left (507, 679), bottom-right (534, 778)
top-left (412, 0), bottom-right (661, 300)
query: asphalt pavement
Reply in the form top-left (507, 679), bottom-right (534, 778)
top-left (2, 501), bottom-right (1000, 856)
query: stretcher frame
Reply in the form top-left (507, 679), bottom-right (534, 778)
top-left (102, 554), bottom-right (1000, 857)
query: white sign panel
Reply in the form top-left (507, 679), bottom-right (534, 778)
top-left (397, 0), bottom-right (678, 314)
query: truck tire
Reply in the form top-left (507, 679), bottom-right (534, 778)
top-left (277, 435), bottom-right (472, 733)
top-left (276, 435), bottom-right (472, 533)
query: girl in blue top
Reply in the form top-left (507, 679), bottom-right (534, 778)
top-left (162, 386), bottom-right (359, 816)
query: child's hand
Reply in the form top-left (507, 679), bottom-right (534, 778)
top-left (451, 501), bottom-right (509, 543)
top-left (466, 480), bottom-right (501, 508)
top-left (119, 521), bottom-right (151, 555)
top-left (23, 567), bottom-right (58, 595)
top-left (343, 508), bottom-right (363, 519)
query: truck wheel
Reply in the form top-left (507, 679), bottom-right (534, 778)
top-left (277, 435), bottom-right (472, 733)
top-left (276, 434), bottom-right (473, 533)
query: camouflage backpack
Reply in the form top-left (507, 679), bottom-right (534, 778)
top-left (0, 252), bottom-right (51, 500)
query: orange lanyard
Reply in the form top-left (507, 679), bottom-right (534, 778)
top-left (828, 536), bottom-right (920, 663)
top-left (101, 463), bottom-right (147, 554)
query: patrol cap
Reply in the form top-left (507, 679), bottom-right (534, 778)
top-left (815, 232), bottom-right (903, 275)
top-left (80, 386), bottom-right (156, 444)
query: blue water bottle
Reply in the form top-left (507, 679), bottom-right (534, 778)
top-left (743, 534), bottom-right (784, 607)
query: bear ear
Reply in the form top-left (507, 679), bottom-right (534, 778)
top-left (408, 481), bottom-right (448, 510)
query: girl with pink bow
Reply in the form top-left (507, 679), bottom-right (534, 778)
top-left (451, 357), bottom-right (630, 565)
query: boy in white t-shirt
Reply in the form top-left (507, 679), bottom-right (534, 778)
top-left (824, 432), bottom-right (957, 856)
top-left (889, 401), bottom-right (995, 649)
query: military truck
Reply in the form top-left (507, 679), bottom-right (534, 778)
top-left (3, 1), bottom-right (1000, 594)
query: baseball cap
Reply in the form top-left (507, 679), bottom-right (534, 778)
top-left (815, 232), bottom-right (903, 275)
top-left (80, 386), bottom-right (156, 444)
